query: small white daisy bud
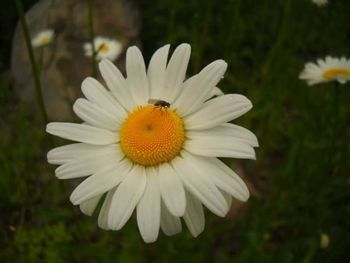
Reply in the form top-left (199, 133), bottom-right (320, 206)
top-left (320, 233), bottom-right (330, 249)
top-left (311, 0), bottom-right (328, 7)
top-left (84, 36), bottom-right (123, 61)
top-left (31, 29), bottom-right (54, 48)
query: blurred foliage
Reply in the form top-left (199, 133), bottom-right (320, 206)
top-left (1, 0), bottom-right (350, 262)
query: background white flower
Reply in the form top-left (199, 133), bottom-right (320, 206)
top-left (46, 43), bottom-right (258, 243)
top-left (311, 0), bottom-right (328, 7)
top-left (320, 233), bottom-right (330, 249)
top-left (31, 29), bottom-right (54, 48)
top-left (299, 56), bottom-right (350, 85)
top-left (84, 36), bottom-right (123, 61)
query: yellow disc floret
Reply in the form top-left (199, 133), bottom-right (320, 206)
top-left (323, 68), bottom-right (350, 80)
top-left (120, 105), bottom-right (185, 166)
top-left (99, 43), bottom-right (110, 53)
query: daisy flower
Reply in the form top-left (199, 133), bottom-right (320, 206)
top-left (31, 29), bottom-right (54, 48)
top-left (84, 36), bottom-right (123, 61)
top-left (46, 43), bottom-right (258, 243)
top-left (299, 56), bottom-right (350, 85)
top-left (311, 0), bottom-right (328, 7)
top-left (320, 233), bottom-right (330, 249)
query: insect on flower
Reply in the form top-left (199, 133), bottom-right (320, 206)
top-left (148, 99), bottom-right (171, 112)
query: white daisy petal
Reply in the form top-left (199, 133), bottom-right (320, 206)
top-left (185, 132), bottom-right (256, 160)
top-left (73, 98), bottom-right (121, 131)
top-left (180, 152), bottom-right (249, 202)
top-left (147, 44), bottom-right (170, 99)
top-left (173, 60), bottom-right (227, 116)
top-left (98, 187), bottom-right (117, 230)
top-left (70, 159), bottom-right (131, 205)
top-left (213, 157), bottom-right (249, 185)
top-left (46, 123), bottom-right (117, 145)
top-left (108, 165), bottom-right (146, 230)
top-left (81, 77), bottom-right (127, 118)
top-left (79, 194), bottom-right (103, 216)
top-left (163, 43), bottom-right (191, 102)
top-left (55, 146), bottom-right (123, 179)
top-left (126, 46), bottom-right (149, 105)
top-left (187, 123), bottom-right (259, 147)
top-left (173, 156), bottom-right (229, 217)
top-left (206, 87), bottom-right (224, 100)
top-left (157, 163), bottom-right (186, 217)
top-left (183, 190), bottom-right (205, 237)
top-left (47, 143), bottom-right (114, 165)
top-left (160, 200), bottom-right (182, 236)
top-left (137, 168), bottom-right (161, 243)
top-left (99, 59), bottom-right (136, 111)
top-left (185, 94), bottom-right (253, 130)
top-left (195, 155), bottom-right (249, 202)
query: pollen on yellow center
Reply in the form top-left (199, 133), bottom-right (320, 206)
top-left (120, 105), bottom-right (185, 166)
top-left (99, 43), bottom-right (110, 53)
top-left (322, 68), bottom-right (350, 80)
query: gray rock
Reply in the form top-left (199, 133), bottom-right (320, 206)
top-left (11, 0), bottom-right (140, 121)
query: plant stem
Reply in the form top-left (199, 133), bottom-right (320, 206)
top-left (330, 82), bottom-right (340, 173)
top-left (260, 0), bottom-right (291, 81)
top-left (224, 0), bottom-right (241, 59)
top-left (167, 0), bottom-right (178, 43)
top-left (15, 0), bottom-right (49, 125)
top-left (88, 0), bottom-right (97, 78)
top-left (193, 0), bottom-right (212, 72)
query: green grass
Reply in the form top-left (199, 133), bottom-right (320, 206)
top-left (1, 0), bottom-right (350, 262)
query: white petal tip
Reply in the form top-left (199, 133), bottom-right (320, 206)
top-left (252, 152), bottom-right (257, 160)
top-left (142, 236), bottom-right (158, 244)
top-left (72, 99), bottom-right (82, 112)
top-left (107, 218), bottom-right (123, 231)
top-left (241, 195), bottom-right (250, 202)
top-left (236, 189), bottom-right (250, 202)
top-left (69, 192), bottom-right (83, 206)
top-left (82, 76), bottom-right (95, 83)
top-left (246, 100), bottom-right (253, 110)
top-left (217, 209), bottom-right (229, 218)
top-left (127, 45), bottom-right (141, 54)
top-left (80, 207), bottom-right (94, 216)
top-left (46, 123), bottom-right (52, 131)
top-left (191, 228), bottom-right (204, 238)
top-left (179, 43), bottom-right (191, 49)
top-left (172, 210), bottom-right (186, 217)
top-left (46, 150), bottom-right (55, 163)
top-left (46, 123), bottom-right (56, 135)
top-left (217, 59), bottom-right (228, 67)
top-left (70, 197), bottom-right (79, 206)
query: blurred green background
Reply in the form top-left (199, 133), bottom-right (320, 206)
top-left (1, 0), bottom-right (350, 262)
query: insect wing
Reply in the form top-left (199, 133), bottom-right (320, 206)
top-left (148, 98), bottom-right (160, 104)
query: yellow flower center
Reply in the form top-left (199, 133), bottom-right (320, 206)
top-left (322, 68), bottom-right (350, 80)
top-left (41, 36), bottom-right (50, 45)
top-left (120, 105), bottom-right (185, 166)
top-left (98, 43), bottom-right (110, 53)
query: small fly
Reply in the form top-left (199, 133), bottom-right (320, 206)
top-left (148, 99), bottom-right (171, 112)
